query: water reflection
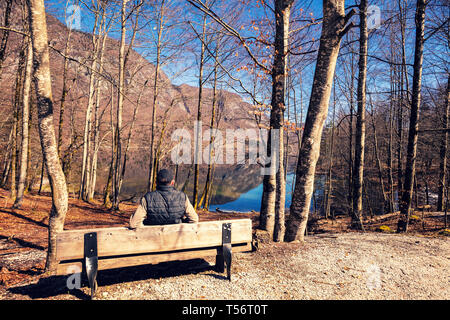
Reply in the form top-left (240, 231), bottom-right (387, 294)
top-left (120, 163), bottom-right (386, 216)
top-left (212, 173), bottom-right (326, 213)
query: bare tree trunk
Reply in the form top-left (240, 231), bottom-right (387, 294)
top-left (88, 23), bottom-right (111, 201)
top-left (388, 38), bottom-right (395, 212)
top-left (103, 83), bottom-right (115, 208)
top-left (285, 0), bottom-right (353, 242)
top-left (13, 39), bottom-right (33, 208)
top-left (325, 78), bottom-right (337, 219)
top-left (25, 93), bottom-right (33, 193)
top-left (0, 129), bottom-right (13, 188)
top-left (193, 15), bottom-right (207, 209)
top-left (57, 25), bottom-right (73, 159)
top-left (10, 41), bottom-right (27, 200)
top-left (0, 0), bottom-right (12, 79)
top-left (371, 108), bottom-right (388, 211)
top-left (438, 75), bottom-right (450, 211)
top-left (38, 156), bottom-right (44, 194)
top-left (113, 0), bottom-right (128, 210)
top-left (118, 83), bottom-right (145, 197)
top-left (26, 0), bottom-right (68, 273)
top-left (397, 0), bottom-right (410, 199)
top-left (273, 0), bottom-right (293, 242)
top-left (10, 101), bottom-right (18, 200)
top-left (347, 46), bottom-right (355, 216)
top-left (398, 0), bottom-right (426, 233)
top-left (200, 45), bottom-right (219, 210)
top-left (351, 0), bottom-right (367, 230)
top-left (260, 0), bottom-right (292, 241)
top-left (147, 0), bottom-right (165, 192)
top-left (80, 11), bottom-right (100, 201)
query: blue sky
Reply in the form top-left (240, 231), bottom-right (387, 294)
top-left (44, 0), bottom-right (449, 122)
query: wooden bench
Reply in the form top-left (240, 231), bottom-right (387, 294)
top-left (55, 219), bottom-right (253, 298)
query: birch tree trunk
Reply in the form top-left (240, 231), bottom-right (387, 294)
top-left (398, 0), bottom-right (426, 232)
top-left (285, 0), bottom-right (352, 242)
top-left (80, 11), bottom-right (100, 201)
top-left (26, 0), bottom-right (68, 273)
top-left (13, 39), bottom-right (33, 208)
top-left (351, 0), bottom-right (367, 230)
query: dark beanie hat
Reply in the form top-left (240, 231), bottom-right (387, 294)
top-left (156, 169), bottom-right (173, 185)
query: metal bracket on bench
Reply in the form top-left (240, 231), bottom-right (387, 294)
top-left (84, 232), bottom-right (98, 299)
top-left (221, 223), bottom-right (232, 281)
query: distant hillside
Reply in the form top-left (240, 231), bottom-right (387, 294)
top-left (0, 3), bottom-right (266, 198)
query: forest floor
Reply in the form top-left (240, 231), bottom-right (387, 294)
top-left (0, 187), bottom-right (448, 300)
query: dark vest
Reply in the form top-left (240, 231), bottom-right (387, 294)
top-left (143, 185), bottom-right (186, 225)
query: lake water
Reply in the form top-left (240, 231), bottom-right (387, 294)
top-left (212, 173), bottom-right (325, 212)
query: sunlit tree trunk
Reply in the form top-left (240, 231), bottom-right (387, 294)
top-left (285, 0), bottom-right (353, 242)
top-left (80, 10), bottom-right (100, 201)
top-left (26, 0), bottom-right (68, 273)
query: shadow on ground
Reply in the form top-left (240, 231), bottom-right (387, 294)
top-left (8, 258), bottom-right (216, 300)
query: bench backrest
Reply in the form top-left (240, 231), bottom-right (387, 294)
top-left (56, 219), bottom-right (252, 262)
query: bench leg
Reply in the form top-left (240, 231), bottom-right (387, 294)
top-left (215, 223), bottom-right (232, 281)
top-left (85, 256), bottom-right (98, 299)
top-left (223, 243), bottom-right (232, 281)
top-left (84, 232), bottom-right (98, 299)
top-left (215, 250), bottom-right (225, 273)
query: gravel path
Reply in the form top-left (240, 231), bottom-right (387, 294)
top-left (2, 232), bottom-right (449, 300)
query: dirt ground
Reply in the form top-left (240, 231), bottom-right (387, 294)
top-left (0, 187), bottom-right (448, 300)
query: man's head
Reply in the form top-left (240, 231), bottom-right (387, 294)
top-left (156, 169), bottom-right (174, 186)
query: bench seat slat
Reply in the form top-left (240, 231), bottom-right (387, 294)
top-left (56, 219), bottom-right (252, 261)
top-left (56, 242), bottom-right (251, 275)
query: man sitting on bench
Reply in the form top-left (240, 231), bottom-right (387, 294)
top-left (130, 169), bottom-right (198, 228)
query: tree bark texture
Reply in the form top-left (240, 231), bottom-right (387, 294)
top-left (26, 0), bottom-right (68, 273)
top-left (437, 75), bottom-right (450, 211)
top-left (260, 0), bottom-right (292, 241)
top-left (351, 0), bottom-right (367, 230)
top-left (285, 0), bottom-right (350, 242)
top-left (13, 39), bottom-right (33, 208)
top-left (398, 0), bottom-right (426, 232)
